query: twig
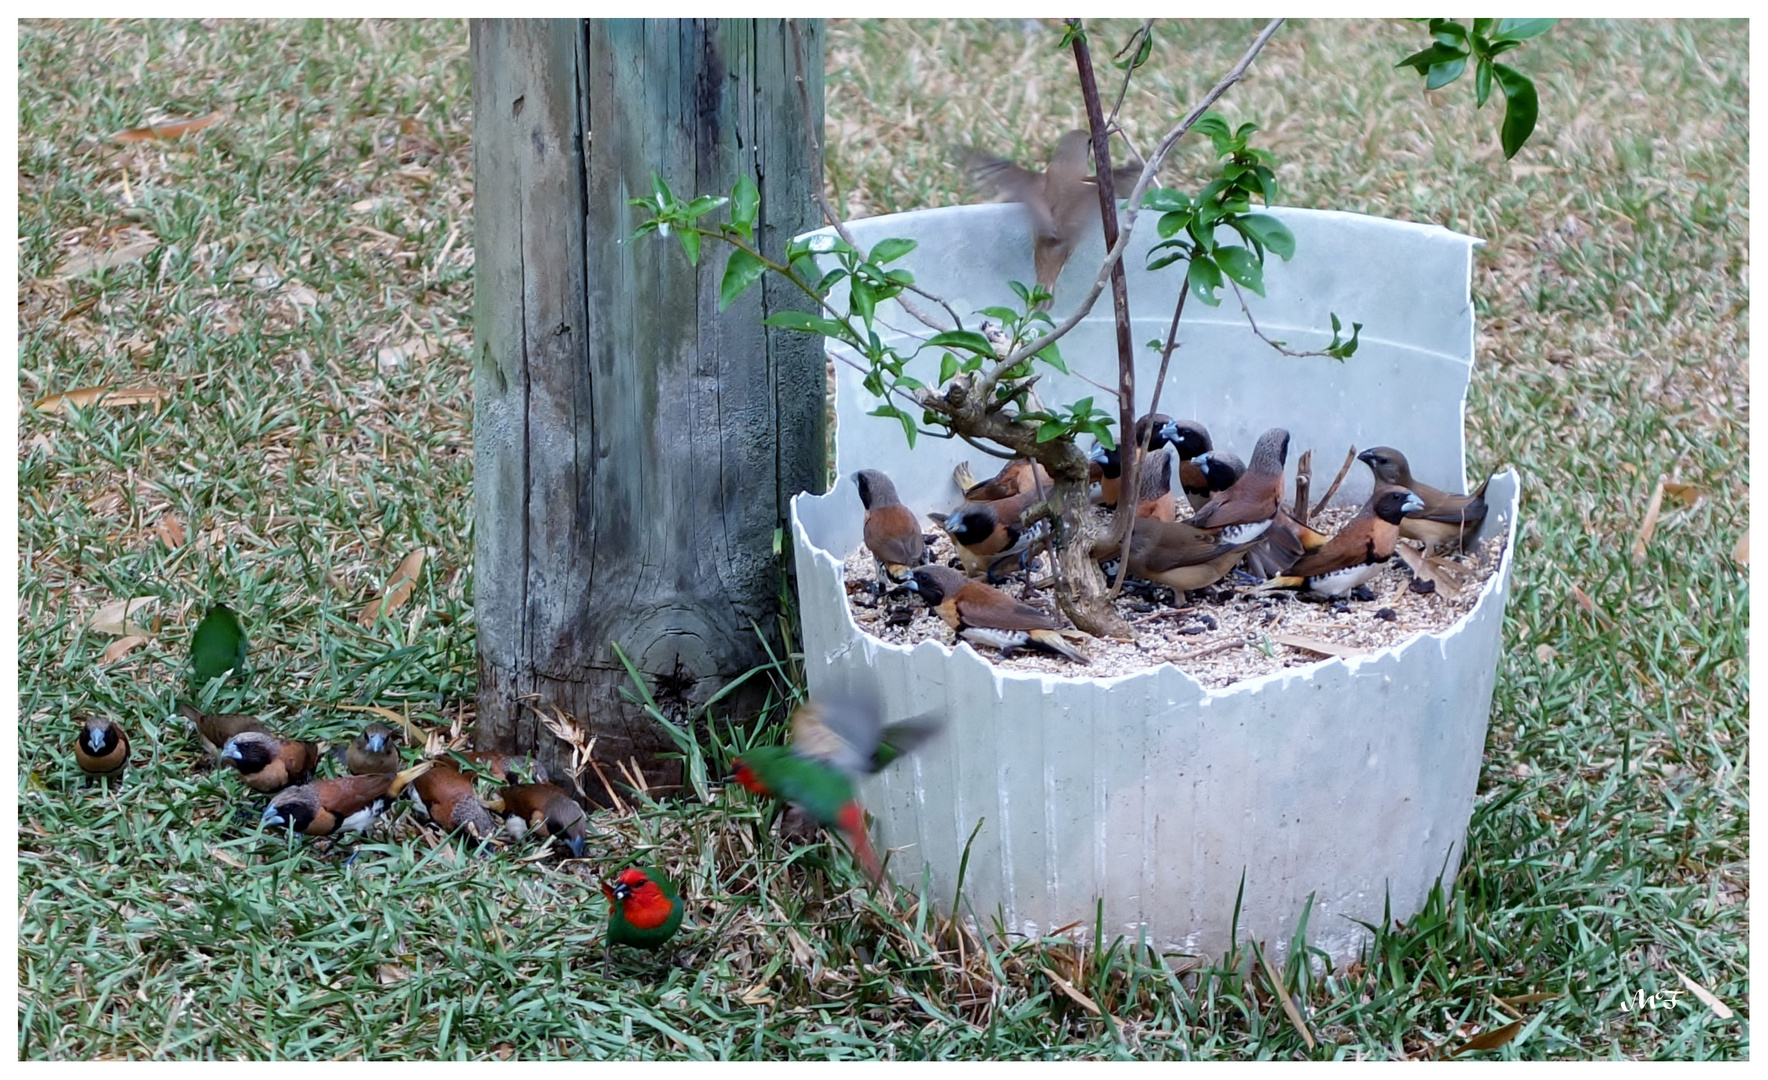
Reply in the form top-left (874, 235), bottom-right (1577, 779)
top-left (994, 18), bottom-right (1285, 372)
top-left (1230, 281), bottom-right (1347, 359)
top-left (1132, 605), bottom-right (1196, 626)
top-left (1311, 444), bottom-right (1359, 518)
top-left (1169, 637), bottom-right (1250, 663)
top-left (1106, 21), bottom-right (1155, 131)
top-left (789, 20), bottom-right (957, 333)
top-left (1293, 449), bottom-right (1312, 524)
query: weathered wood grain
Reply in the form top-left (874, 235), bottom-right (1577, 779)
top-left (471, 19), bottom-right (825, 802)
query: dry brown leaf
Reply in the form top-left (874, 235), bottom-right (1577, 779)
top-left (358, 548), bottom-right (426, 627)
top-left (1496, 992), bottom-right (1558, 1007)
top-left (1451, 1019), bottom-right (1523, 1055)
top-left (1259, 950), bottom-right (1317, 1050)
top-left (1733, 531), bottom-right (1748, 564)
top-left (1040, 966), bottom-right (1102, 1016)
top-left (33, 385), bottom-right (170, 413)
top-left (377, 963), bottom-right (411, 986)
top-left (1568, 584), bottom-right (1613, 629)
top-left (53, 238), bottom-right (160, 279)
top-left (281, 282), bottom-right (320, 309)
top-left (112, 111), bottom-right (223, 143)
top-left (375, 336), bottom-right (443, 373)
top-left (1394, 542), bottom-right (1470, 598)
top-left (1270, 633), bottom-right (1365, 659)
top-left (350, 197), bottom-right (386, 213)
top-left (1672, 968), bottom-right (1734, 1019)
top-left (1661, 481), bottom-right (1703, 509)
top-left (100, 635), bottom-right (151, 664)
top-left (209, 847), bottom-right (246, 870)
top-left (156, 513), bottom-right (187, 548)
top-left (333, 703), bottom-right (425, 746)
top-left (1632, 479), bottom-right (1666, 565)
top-left (88, 596), bottom-right (160, 636)
top-left (1534, 644), bottom-right (1556, 665)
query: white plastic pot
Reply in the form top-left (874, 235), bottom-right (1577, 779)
top-left (788, 203), bottom-right (1518, 965)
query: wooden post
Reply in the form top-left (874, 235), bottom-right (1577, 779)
top-left (470, 19), bottom-right (826, 802)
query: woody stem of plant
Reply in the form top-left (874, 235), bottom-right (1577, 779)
top-left (1071, 22), bottom-right (1144, 592)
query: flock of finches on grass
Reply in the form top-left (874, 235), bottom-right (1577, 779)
top-left (855, 421), bottom-right (1492, 665)
top-left (74, 674), bottom-right (943, 963)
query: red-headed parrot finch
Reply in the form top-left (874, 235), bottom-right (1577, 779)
top-left (602, 866), bottom-right (684, 955)
top-left (730, 693), bottom-right (942, 886)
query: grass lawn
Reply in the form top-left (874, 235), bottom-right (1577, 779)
top-left (16, 18), bottom-right (1747, 1060)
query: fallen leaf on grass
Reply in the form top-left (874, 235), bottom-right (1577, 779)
top-left (350, 197), bottom-right (386, 213)
top-left (53, 239), bottom-right (159, 279)
top-left (100, 635), bottom-right (152, 664)
top-left (377, 963), bottom-right (411, 986)
top-left (32, 385), bottom-right (170, 413)
top-left (1258, 949), bottom-right (1317, 1050)
top-left (1534, 644), bottom-right (1556, 664)
top-left (1040, 966), bottom-right (1102, 1016)
top-left (155, 513), bottom-right (187, 548)
top-left (1672, 967), bottom-right (1734, 1019)
top-left (1661, 481), bottom-right (1703, 509)
top-left (209, 847), bottom-right (246, 869)
top-left (1496, 992), bottom-right (1558, 1008)
top-left (1270, 633), bottom-right (1365, 659)
top-left (359, 548), bottom-right (427, 627)
top-left (1395, 542), bottom-right (1471, 598)
top-left (1734, 531), bottom-right (1748, 564)
top-left (112, 111), bottom-right (223, 143)
top-left (89, 596), bottom-right (160, 636)
top-left (1451, 1019), bottom-right (1522, 1055)
top-left (1632, 480), bottom-right (1667, 565)
top-left (1568, 584), bottom-right (1614, 629)
top-left (375, 336), bottom-right (444, 373)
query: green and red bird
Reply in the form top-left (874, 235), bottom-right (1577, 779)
top-left (602, 866), bottom-right (684, 955)
top-left (731, 693), bottom-right (942, 886)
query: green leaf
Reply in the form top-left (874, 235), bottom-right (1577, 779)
top-left (923, 329), bottom-right (994, 356)
top-left (1092, 425), bottom-right (1116, 451)
top-left (1429, 19), bottom-right (1467, 47)
top-left (850, 277), bottom-right (877, 323)
top-left (676, 227), bottom-right (701, 266)
top-left (1493, 63), bottom-right (1540, 159)
top-left (869, 237), bottom-right (918, 265)
top-left (1072, 396), bottom-right (1093, 415)
top-left (763, 310), bottom-right (851, 340)
top-left (1036, 419), bottom-right (1066, 443)
top-left (650, 171), bottom-right (676, 208)
top-left (191, 603), bottom-right (248, 683)
top-left (978, 305), bottom-right (1019, 323)
top-left (1142, 186), bottom-right (1190, 213)
top-left (1495, 18), bottom-right (1555, 41)
top-left (628, 219), bottom-right (660, 241)
top-left (867, 404), bottom-right (917, 450)
top-left (1426, 55), bottom-right (1468, 91)
top-left (1146, 246), bottom-right (1189, 272)
top-left (1158, 208), bottom-right (1194, 240)
top-left (1475, 57), bottom-right (1493, 108)
top-left (1188, 254), bottom-right (1224, 305)
top-left (685, 194), bottom-right (729, 221)
top-left (884, 268), bottom-right (916, 286)
top-left (1236, 214), bottom-right (1295, 260)
top-left (938, 352), bottom-right (958, 386)
top-left (717, 248), bottom-right (767, 312)
top-left (1472, 18), bottom-right (1494, 37)
top-left (729, 175), bottom-right (759, 239)
top-left (1215, 245), bottom-right (1266, 296)
top-left (814, 267), bottom-right (850, 295)
top-left (1396, 42), bottom-right (1466, 75)
top-left (1034, 341), bottom-right (1067, 374)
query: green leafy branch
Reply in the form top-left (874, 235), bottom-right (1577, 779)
top-left (1140, 113), bottom-right (1359, 359)
top-left (1397, 18), bottom-right (1554, 159)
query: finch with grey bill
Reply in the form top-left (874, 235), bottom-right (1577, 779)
top-left (1263, 486), bottom-right (1425, 596)
top-left (260, 763), bottom-right (430, 837)
top-left (1157, 419), bottom-right (1217, 511)
top-left (940, 488), bottom-right (1045, 580)
top-left (494, 783), bottom-right (588, 858)
top-left (1188, 428), bottom-right (1290, 545)
top-left (906, 564), bottom-right (1090, 663)
top-left (74, 715), bottom-right (130, 783)
top-left (344, 723), bottom-right (402, 775)
top-left (854, 469), bottom-right (927, 589)
top-left (221, 730), bottom-right (320, 793)
top-left (178, 702), bottom-right (269, 760)
top-left (409, 762), bottom-right (497, 840)
top-left (1358, 446), bottom-right (1490, 552)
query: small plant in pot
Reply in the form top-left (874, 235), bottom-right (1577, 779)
top-left (633, 17), bottom-right (1550, 652)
